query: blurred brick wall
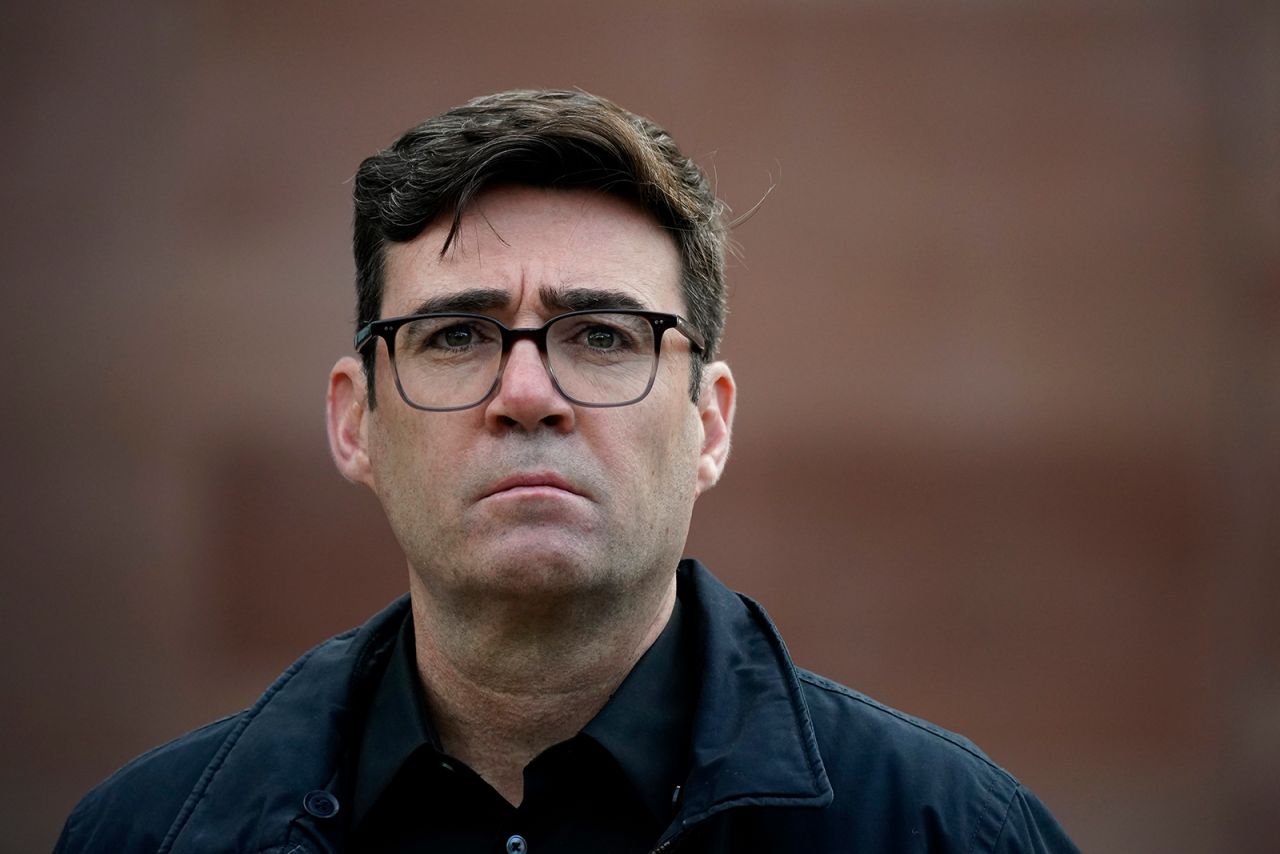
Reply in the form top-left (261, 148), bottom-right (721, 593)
top-left (4, 1), bottom-right (1277, 851)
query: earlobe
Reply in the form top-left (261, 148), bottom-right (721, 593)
top-left (694, 361), bottom-right (736, 497)
top-left (326, 356), bottom-right (375, 488)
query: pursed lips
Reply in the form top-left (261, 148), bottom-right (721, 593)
top-left (479, 472), bottom-right (588, 501)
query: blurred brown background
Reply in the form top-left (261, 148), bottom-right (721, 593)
top-left (4, 1), bottom-right (1278, 851)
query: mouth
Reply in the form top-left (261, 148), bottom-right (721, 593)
top-left (480, 472), bottom-right (587, 500)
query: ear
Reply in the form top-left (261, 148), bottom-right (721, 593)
top-left (326, 356), bottom-right (375, 489)
top-left (693, 361), bottom-right (736, 497)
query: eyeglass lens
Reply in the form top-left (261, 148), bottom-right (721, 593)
top-left (391, 313), bottom-right (659, 409)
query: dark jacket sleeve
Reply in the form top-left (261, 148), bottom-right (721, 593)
top-left (994, 785), bottom-right (1081, 854)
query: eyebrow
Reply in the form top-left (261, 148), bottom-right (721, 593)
top-left (404, 286), bottom-right (647, 317)
top-left (406, 288), bottom-right (511, 316)
top-left (538, 286), bottom-right (647, 313)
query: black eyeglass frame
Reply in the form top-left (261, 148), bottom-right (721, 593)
top-left (354, 308), bottom-right (707, 412)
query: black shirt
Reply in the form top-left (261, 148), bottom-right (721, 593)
top-left (349, 597), bottom-right (697, 853)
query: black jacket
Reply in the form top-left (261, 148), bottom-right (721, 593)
top-left (56, 561), bottom-right (1079, 853)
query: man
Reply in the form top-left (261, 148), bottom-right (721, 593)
top-left (57, 90), bottom-right (1079, 852)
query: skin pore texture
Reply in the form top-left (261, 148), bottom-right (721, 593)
top-left (327, 186), bottom-right (736, 805)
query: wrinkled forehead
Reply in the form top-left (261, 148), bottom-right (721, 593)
top-left (380, 186), bottom-right (683, 321)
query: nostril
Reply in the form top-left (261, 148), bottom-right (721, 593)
top-left (495, 410), bottom-right (565, 430)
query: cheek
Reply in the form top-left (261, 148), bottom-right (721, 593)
top-left (621, 409), bottom-right (701, 498)
top-left (368, 413), bottom-right (448, 506)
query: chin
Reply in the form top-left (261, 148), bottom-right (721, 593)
top-left (463, 539), bottom-right (611, 596)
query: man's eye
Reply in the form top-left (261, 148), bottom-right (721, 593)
top-left (584, 326), bottom-right (620, 349)
top-left (438, 326), bottom-right (474, 348)
top-left (421, 322), bottom-right (492, 351)
top-left (553, 315), bottom-right (647, 356)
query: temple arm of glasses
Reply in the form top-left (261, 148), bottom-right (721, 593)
top-left (674, 316), bottom-right (706, 353)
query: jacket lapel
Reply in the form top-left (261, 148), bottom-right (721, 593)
top-left (676, 561), bottom-right (833, 830)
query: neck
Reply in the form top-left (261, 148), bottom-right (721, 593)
top-left (407, 569), bottom-right (678, 806)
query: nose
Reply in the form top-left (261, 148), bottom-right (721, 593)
top-left (483, 339), bottom-right (576, 432)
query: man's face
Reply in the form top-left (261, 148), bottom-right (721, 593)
top-left (329, 186), bottom-right (733, 608)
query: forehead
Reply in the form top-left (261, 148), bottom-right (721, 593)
top-left (381, 186), bottom-right (683, 318)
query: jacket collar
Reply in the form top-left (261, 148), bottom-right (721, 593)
top-left (675, 559), bottom-right (833, 831)
top-left (164, 561), bottom-right (832, 852)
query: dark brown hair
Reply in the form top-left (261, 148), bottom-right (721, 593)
top-left (352, 89), bottom-right (728, 403)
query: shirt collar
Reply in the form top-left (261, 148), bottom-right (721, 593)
top-left (350, 610), bottom-right (438, 829)
top-left (583, 594), bottom-right (696, 826)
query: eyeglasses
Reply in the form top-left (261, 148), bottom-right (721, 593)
top-left (355, 309), bottom-right (706, 411)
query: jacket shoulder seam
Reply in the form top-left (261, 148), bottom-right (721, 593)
top-left (797, 670), bottom-right (1014, 780)
top-left (980, 781), bottom-right (1025, 854)
top-left (104, 711), bottom-right (244, 776)
top-left (55, 711), bottom-right (245, 851)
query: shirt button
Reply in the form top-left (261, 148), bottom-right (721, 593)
top-left (302, 790), bottom-right (339, 818)
top-left (506, 834), bottom-right (527, 854)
